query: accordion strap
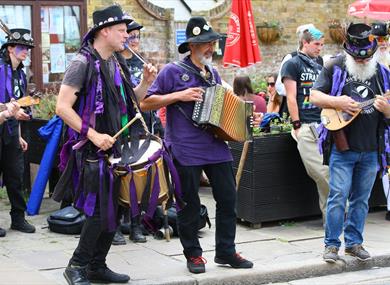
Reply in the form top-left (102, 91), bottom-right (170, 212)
top-left (173, 61), bottom-right (216, 86)
top-left (172, 61), bottom-right (215, 130)
top-left (175, 104), bottom-right (204, 129)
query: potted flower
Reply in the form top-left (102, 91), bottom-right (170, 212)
top-left (328, 19), bottom-right (345, 44)
top-left (256, 21), bottom-right (282, 44)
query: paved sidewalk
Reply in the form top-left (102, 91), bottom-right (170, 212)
top-left (0, 188), bottom-right (390, 285)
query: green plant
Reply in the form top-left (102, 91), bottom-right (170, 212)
top-left (269, 112), bottom-right (292, 134)
top-left (258, 20), bottom-right (280, 28)
top-left (250, 75), bottom-right (267, 94)
top-left (32, 90), bottom-right (58, 120)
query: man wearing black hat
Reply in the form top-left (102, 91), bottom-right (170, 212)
top-left (55, 4), bottom-right (156, 285)
top-left (0, 27), bottom-right (36, 236)
top-left (311, 23), bottom-right (390, 263)
top-left (372, 22), bottom-right (390, 222)
top-left (141, 16), bottom-right (254, 274)
top-left (372, 22), bottom-right (389, 68)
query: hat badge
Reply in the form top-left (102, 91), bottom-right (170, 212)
top-left (193, 26), bottom-right (201, 36)
top-left (203, 24), bottom-right (210, 31)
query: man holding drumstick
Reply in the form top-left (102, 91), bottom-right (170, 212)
top-left (55, 5), bottom-right (156, 285)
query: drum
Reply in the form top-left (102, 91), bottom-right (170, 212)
top-left (108, 137), bottom-right (170, 211)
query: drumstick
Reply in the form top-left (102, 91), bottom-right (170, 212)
top-left (97, 113), bottom-right (142, 153)
top-left (113, 113), bottom-right (142, 140)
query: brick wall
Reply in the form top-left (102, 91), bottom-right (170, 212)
top-left (88, 0), bottom-right (357, 84)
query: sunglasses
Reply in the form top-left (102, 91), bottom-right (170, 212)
top-left (376, 35), bottom-right (389, 43)
top-left (267, 82), bottom-right (275, 87)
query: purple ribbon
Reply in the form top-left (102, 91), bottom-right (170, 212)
top-left (113, 63), bottom-right (127, 114)
top-left (145, 167), bottom-right (160, 219)
top-left (0, 64), bottom-right (6, 103)
top-left (75, 191), bottom-right (85, 210)
top-left (161, 150), bottom-right (184, 211)
top-left (6, 66), bottom-right (12, 100)
top-left (95, 60), bottom-right (104, 114)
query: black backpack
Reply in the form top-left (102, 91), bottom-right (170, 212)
top-left (47, 206), bottom-right (86, 235)
top-left (145, 204), bottom-right (211, 237)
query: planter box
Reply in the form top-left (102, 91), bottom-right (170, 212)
top-left (230, 133), bottom-right (386, 226)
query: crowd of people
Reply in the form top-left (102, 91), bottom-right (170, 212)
top-left (1, 3), bottom-right (390, 285)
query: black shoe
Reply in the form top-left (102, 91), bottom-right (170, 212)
top-left (11, 219), bottom-right (36, 233)
top-left (87, 266), bottom-right (130, 283)
top-left (0, 227), bottom-right (5, 237)
top-left (130, 225), bottom-right (146, 243)
top-left (214, 253), bottom-right (253, 268)
top-left (186, 256), bottom-right (206, 274)
top-left (386, 211), bottom-right (390, 221)
top-left (119, 222), bottom-right (130, 235)
top-left (112, 230), bottom-right (126, 246)
top-left (64, 265), bottom-right (90, 285)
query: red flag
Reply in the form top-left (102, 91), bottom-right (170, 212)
top-left (223, 0), bottom-right (261, 68)
top-left (348, 0), bottom-right (390, 21)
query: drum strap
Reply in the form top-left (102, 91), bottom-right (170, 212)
top-left (120, 135), bottom-right (151, 165)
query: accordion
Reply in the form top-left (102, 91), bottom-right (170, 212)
top-left (192, 84), bottom-right (253, 142)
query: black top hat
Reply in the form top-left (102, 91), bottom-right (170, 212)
top-left (1, 28), bottom-right (34, 50)
top-left (371, 22), bottom-right (388, 37)
top-left (178, 16), bottom-right (222, 54)
top-left (84, 5), bottom-right (133, 41)
top-left (127, 21), bottom-right (143, 33)
top-left (343, 23), bottom-right (377, 59)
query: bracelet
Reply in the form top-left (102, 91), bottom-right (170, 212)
top-left (292, 120), bottom-right (301, 130)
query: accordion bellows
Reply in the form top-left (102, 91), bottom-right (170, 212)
top-left (192, 84), bottom-right (253, 142)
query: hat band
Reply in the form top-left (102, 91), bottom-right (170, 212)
top-left (7, 32), bottom-right (33, 42)
top-left (93, 15), bottom-right (132, 29)
top-left (345, 41), bottom-right (376, 57)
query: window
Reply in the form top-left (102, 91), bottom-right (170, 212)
top-left (41, 6), bottom-right (81, 83)
top-left (0, 1), bottom-right (86, 90)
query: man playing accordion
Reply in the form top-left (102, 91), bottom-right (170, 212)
top-left (141, 16), bottom-right (254, 274)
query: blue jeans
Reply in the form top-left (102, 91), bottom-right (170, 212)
top-left (324, 146), bottom-right (378, 248)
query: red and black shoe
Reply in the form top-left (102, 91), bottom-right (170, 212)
top-left (214, 253), bottom-right (253, 268)
top-left (187, 256), bottom-right (207, 274)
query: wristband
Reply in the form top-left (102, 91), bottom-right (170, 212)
top-left (292, 120), bottom-right (301, 130)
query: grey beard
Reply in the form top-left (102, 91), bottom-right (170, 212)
top-left (375, 49), bottom-right (390, 66)
top-left (345, 52), bottom-right (377, 82)
top-left (200, 56), bottom-right (213, 66)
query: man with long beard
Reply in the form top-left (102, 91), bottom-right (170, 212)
top-left (311, 23), bottom-right (390, 263)
top-left (372, 22), bottom-right (390, 68)
top-left (372, 22), bottom-right (390, 221)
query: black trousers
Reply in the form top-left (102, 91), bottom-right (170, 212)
top-left (174, 160), bottom-right (237, 258)
top-left (70, 205), bottom-right (116, 269)
top-left (0, 136), bottom-right (27, 220)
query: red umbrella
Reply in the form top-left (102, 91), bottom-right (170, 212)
top-left (223, 0), bottom-right (261, 68)
top-left (348, 0), bottom-right (390, 21)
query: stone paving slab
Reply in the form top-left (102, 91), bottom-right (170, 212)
top-left (1, 189), bottom-right (390, 285)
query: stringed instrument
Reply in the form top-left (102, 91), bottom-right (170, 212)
top-left (320, 92), bottom-right (390, 131)
top-left (0, 95), bottom-right (41, 112)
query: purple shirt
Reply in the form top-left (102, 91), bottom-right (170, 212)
top-left (147, 56), bottom-right (232, 166)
